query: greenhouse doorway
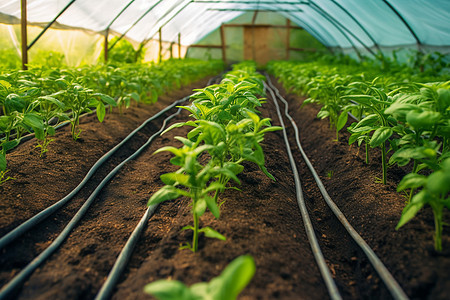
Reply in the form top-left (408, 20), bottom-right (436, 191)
top-left (244, 25), bottom-right (269, 65)
top-left (243, 25), bottom-right (285, 65)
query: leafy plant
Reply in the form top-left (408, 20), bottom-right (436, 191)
top-left (396, 157), bottom-right (450, 251)
top-left (148, 139), bottom-right (238, 252)
top-left (144, 255), bottom-right (255, 300)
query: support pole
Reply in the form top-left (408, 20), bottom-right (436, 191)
top-left (178, 33), bottom-right (181, 59)
top-left (286, 18), bottom-right (290, 60)
top-left (158, 27), bottom-right (162, 63)
top-left (170, 42), bottom-right (174, 59)
top-left (21, 0), bottom-right (28, 70)
top-left (220, 24), bottom-right (226, 64)
top-left (104, 29), bottom-right (109, 62)
top-left (251, 10), bottom-right (258, 61)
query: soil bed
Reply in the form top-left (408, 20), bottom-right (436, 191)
top-left (0, 75), bottom-right (449, 300)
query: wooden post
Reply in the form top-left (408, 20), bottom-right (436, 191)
top-left (251, 10), bottom-right (258, 61)
top-left (158, 27), bottom-right (162, 63)
top-left (286, 19), bottom-right (290, 60)
top-left (21, 0), bottom-right (28, 70)
top-left (178, 33), bottom-right (181, 59)
top-left (170, 42), bottom-right (174, 59)
top-left (220, 24), bottom-right (226, 63)
top-left (104, 28), bottom-right (109, 62)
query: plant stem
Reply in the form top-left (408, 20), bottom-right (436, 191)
top-left (381, 141), bottom-right (387, 185)
top-left (193, 210), bottom-right (199, 252)
top-left (433, 206), bottom-right (443, 251)
top-left (365, 142), bottom-right (370, 164)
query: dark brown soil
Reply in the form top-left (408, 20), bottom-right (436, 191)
top-left (0, 74), bottom-right (449, 300)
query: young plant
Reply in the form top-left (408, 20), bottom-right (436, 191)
top-left (144, 255), bottom-right (255, 300)
top-left (396, 157), bottom-right (450, 251)
top-left (148, 138), bottom-right (241, 252)
top-left (34, 94), bottom-right (68, 156)
top-left (344, 79), bottom-right (396, 184)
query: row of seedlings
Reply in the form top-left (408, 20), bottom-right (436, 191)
top-left (267, 59), bottom-right (450, 251)
top-left (0, 59), bottom-right (224, 184)
top-left (144, 62), bottom-right (282, 299)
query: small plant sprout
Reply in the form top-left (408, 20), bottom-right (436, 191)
top-left (148, 139), bottom-right (238, 252)
top-left (144, 255), bottom-right (255, 300)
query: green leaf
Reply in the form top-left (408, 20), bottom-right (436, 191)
top-left (397, 173), bottom-right (427, 192)
top-left (0, 80), bottom-right (11, 89)
top-left (205, 195), bottom-right (220, 218)
top-left (2, 139), bottom-right (20, 152)
top-left (160, 172), bottom-right (189, 186)
top-left (96, 102), bottom-right (106, 122)
top-left (23, 113), bottom-right (43, 129)
top-left (207, 255), bottom-right (255, 300)
top-left (258, 126), bottom-right (283, 134)
top-left (354, 114), bottom-right (378, 129)
top-left (204, 181), bottom-right (226, 193)
top-left (396, 190), bottom-right (428, 229)
top-left (406, 110), bottom-right (441, 129)
top-left (23, 113), bottom-right (44, 140)
top-left (154, 146), bottom-right (182, 156)
top-left (130, 92), bottom-right (140, 102)
top-left (426, 169), bottom-right (450, 196)
top-left (39, 95), bottom-right (65, 109)
top-left (47, 126), bottom-right (56, 136)
top-left (94, 93), bottom-right (117, 106)
top-left (144, 280), bottom-right (195, 300)
top-left (0, 153), bottom-right (6, 171)
top-left (369, 127), bottom-right (392, 148)
top-left (199, 227), bottom-right (226, 241)
top-left (148, 185), bottom-right (180, 206)
top-left (195, 198), bottom-right (207, 217)
top-left (336, 111), bottom-right (348, 131)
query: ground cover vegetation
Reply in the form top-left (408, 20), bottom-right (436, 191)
top-left (0, 58), bottom-right (224, 184)
top-left (267, 54), bottom-right (450, 251)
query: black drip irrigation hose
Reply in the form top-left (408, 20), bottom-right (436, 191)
top-left (94, 198), bottom-right (158, 300)
top-left (0, 104), bottom-right (188, 299)
top-left (95, 76), bottom-right (224, 300)
top-left (265, 75), bottom-right (408, 300)
top-left (263, 82), bottom-right (342, 300)
top-left (0, 96), bottom-right (191, 251)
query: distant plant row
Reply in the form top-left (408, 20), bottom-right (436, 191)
top-left (0, 59), bottom-right (224, 184)
top-left (267, 59), bottom-right (449, 251)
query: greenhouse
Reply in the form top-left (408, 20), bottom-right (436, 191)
top-left (0, 1), bottom-right (449, 299)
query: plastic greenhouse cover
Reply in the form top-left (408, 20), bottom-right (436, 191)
top-left (0, 0), bottom-right (449, 51)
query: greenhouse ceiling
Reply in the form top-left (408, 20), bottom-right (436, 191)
top-left (0, 0), bottom-right (449, 52)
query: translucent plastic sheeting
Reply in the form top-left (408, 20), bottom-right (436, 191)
top-left (0, 0), bottom-right (449, 52)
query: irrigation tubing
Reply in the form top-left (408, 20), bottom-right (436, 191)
top-left (0, 104), bottom-right (187, 300)
top-left (94, 75), bottom-right (224, 300)
top-left (0, 96), bottom-right (191, 251)
top-left (95, 204), bottom-right (157, 300)
top-left (263, 82), bottom-right (342, 300)
top-left (265, 75), bottom-right (408, 300)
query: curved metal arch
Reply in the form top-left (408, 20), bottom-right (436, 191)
top-left (105, 0), bottom-right (136, 30)
top-left (269, 0), bottom-right (336, 52)
top-left (382, 0), bottom-right (422, 50)
top-left (28, 0), bottom-right (77, 50)
top-left (142, 0), bottom-right (194, 46)
top-left (285, 13), bottom-right (335, 53)
top-left (297, 2), bottom-right (363, 59)
top-left (308, 1), bottom-right (376, 58)
top-left (108, 0), bottom-right (165, 51)
top-left (329, 0), bottom-right (382, 54)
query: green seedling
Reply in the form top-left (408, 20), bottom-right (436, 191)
top-left (148, 139), bottom-right (241, 252)
top-left (396, 157), bottom-right (450, 251)
top-left (144, 255), bottom-right (255, 300)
